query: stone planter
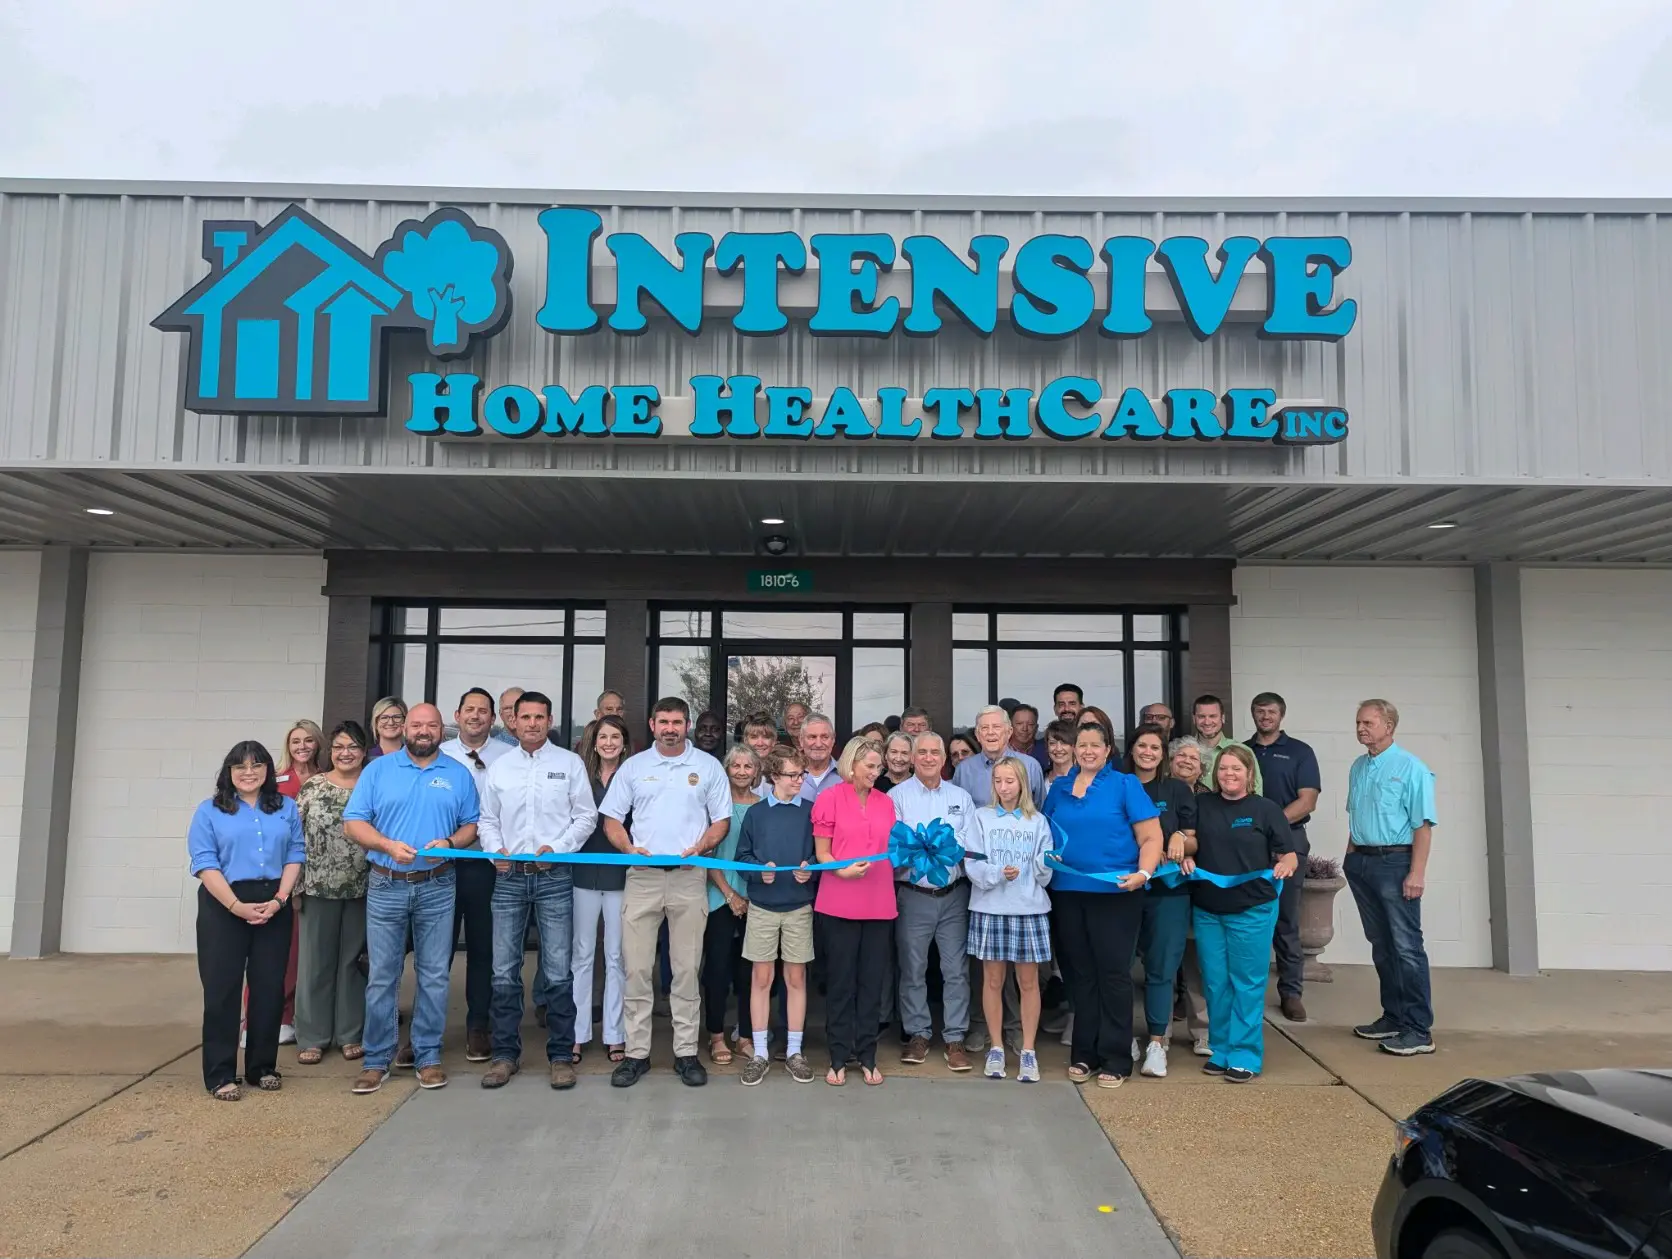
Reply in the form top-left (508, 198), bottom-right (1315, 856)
top-left (1300, 874), bottom-right (1346, 982)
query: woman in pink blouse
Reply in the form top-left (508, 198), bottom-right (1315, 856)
top-left (812, 736), bottom-right (897, 1086)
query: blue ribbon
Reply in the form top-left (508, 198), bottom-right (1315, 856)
top-left (408, 847), bottom-right (886, 873)
top-left (887, 819), bottom-right (981, 888)
top-left (1043, 816), bottom-right (1281, 891)
top-left (1044, 853), bottom-right (1281, 891)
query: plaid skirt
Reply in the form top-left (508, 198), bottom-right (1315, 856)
top-left (967, 910), bottom-right (1053, 963)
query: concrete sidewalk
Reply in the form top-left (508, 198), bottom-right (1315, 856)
top-left (247, 1074), bottom-right (1175, 1259)
top-left (0, 954), bottom-right (1666, 1259)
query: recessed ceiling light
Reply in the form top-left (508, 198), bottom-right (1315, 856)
top-left (1427, 521), bottom-right (1458, 529)
top-left (85, 508), bottom-right (115, 516)
top-left (759, 517), bottom-right (785, 526)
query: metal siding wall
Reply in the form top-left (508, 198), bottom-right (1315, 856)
top-left (0, 190), bottom-right (1668, 484)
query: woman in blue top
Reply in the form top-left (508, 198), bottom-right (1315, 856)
top-left (1042, 721), bottom-right (1163, 1089)
top-left (187, 741), bottom-right (305, 1100)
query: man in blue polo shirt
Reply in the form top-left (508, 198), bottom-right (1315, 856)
top-left (343, 702), bottom-right (480, 1094)
top-left (1345, 698), bottom-right (1437, 1057)
top-left (1248, 692), bottom-right (1322, 1023)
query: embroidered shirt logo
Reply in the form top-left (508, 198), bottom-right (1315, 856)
top-left (1230, 816), bottom-right (1254, 829)
top-left (426, 777), bottom-right (454, 791)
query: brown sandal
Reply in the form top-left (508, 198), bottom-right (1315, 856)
top-left (341, 1044), bottom-right (365, 1061)
top-left (710, 1037), bottom-right (733, 1066)
top-left (296, 1048), bottom-right (324, 1065)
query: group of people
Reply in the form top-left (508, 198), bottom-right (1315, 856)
top-left (187, 680), bottom-right (1439, 1101)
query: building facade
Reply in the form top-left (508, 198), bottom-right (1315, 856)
top-left (1, 181), bottom-right (1668, 970)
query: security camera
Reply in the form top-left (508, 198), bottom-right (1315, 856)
top-left (758, 534), bottom-right (794, 557)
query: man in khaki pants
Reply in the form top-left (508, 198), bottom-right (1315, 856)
top-left (601, 697), bottom-right (731, 1088)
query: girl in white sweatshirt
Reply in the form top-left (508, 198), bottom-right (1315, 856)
top-left (965, 756), bottom-right (1055, 1082)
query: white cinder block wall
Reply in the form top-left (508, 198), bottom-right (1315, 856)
top-left (1230, 566), bottom-right (1492, 967)
top-left (0, 551), bottom-right (42, 941)
top-left (1523, 569), bottom-right (1672, 971)
top-left (60, 554), bottom-right (328, 953)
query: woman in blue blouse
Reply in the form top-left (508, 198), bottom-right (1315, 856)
top-left (1042, 721), bottom-right (1163, 1088)
top-left (187, 741), bottom-right (305, 1100)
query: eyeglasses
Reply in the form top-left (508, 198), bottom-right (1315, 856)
top-left (377, 714), bottom-right (405, 726)
top-left (331, 743), bottom-right (361, 755)
top-left (775, 771), bottom-right (807, 780)
top-left (466, 749), bottom-right (485, 770)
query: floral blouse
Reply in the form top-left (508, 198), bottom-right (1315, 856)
top-left (297, 775), bottom-right (369, 898)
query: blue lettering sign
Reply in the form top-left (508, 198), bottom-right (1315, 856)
top-left (154, 202), bottom-right (1359, 446)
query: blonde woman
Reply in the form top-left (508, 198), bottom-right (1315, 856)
top-left (812, 735), bottom-right (897, 1085)
top-left (367, 696), bottom-right (406, 758)
top-left (275, 720), bottom-right (326, 798)
top-left (964, 756), bottom-right (1054, 1082)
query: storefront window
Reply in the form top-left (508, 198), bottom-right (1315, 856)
top-left (953, 608), bottom-right (1187, 735)
top-left (371, 603), bottom-right (606, 748)
top-left (852, 648), bottom-right (906, 726)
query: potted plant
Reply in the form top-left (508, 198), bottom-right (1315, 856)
top-left (1300, 854), bottom-right (1346, 982)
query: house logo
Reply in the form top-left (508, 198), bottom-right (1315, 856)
top-left (153, 205), bottom-right (512, 417)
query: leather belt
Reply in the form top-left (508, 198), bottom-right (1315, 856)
top-left (374, 863), bottom-right (452, 883)
top-left (901, 880), bottom-right (965, 899)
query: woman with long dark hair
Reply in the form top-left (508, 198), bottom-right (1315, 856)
top-left (572, 714), bottom-right (632, 1063)
top-left (1124, 724), bottom-right (1197, 1079)
top-left (187, 741), bottom-right (304, 1100)
top-left (294, 721), bottom-right (371, 1065)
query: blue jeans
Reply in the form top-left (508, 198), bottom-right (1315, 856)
top-left (1137, 893), bottom-right (1191, 1038)
top-left (490, 867), bottom-right (576, 1065)
top-left (365, 866), bottom-right (456, 1073)
top-left (1344, 847), bottom-right (1433, 1038)
top-left (1194, 899), bottom-right (1280, 1073)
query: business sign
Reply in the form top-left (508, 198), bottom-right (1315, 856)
top-left (747, 569), bottom-right (814, 593)
top-left (154, 203), bottom-right (1355, 445)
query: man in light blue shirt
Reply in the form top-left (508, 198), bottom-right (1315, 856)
top-left (343, 703), bottom-right (480, 1094)
top-left (955, 706), bottom-right (1045, 805)
top-left (1344, 699), bottom-right (1437, 1057)
top-left (795, 713), bottom-right (843, 804)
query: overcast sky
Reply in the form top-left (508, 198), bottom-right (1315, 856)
top-left (4, 0), bottom-right (1671, 196)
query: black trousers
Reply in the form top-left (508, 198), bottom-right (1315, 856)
top-left (818, 914), bottom-right (891, 1070)
top-left (197, 880), bottom-right (291, 1091)
top-left (452, 857), bottom-right (494, 1030)
top-left (701, 907), bottom-right (751, 1037)
top-left (1273, 828), bottom-right (1311, 998)
top-left (1052, 890), bottom-right (1144, 1075)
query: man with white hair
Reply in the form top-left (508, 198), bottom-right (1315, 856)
top-left (954, 706), bottom-right (1045, 805)
top-left (795, 712), bottom-right (842, 804)
top-left (888, 732), bottom-right (977, 1072)
top-left (1345, 699), bottom-right (1437, 1057)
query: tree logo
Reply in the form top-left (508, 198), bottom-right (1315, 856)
top-left (377, 209), bottom-right (513, 358)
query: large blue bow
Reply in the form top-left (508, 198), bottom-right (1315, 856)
top-left (887, 819), bottom-right (977, 888)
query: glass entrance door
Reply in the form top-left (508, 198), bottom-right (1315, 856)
top-left (650, 606), bottom-right (909, 738)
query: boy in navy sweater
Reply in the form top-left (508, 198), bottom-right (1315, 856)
top-left (734, 747), bottom-right (819, 1084)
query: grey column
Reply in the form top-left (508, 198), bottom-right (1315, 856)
top-left (605, 600), bottom-right (649, 726)
top-left (11, 548), bottom-right (88, 959)
top-left (1474, 563), bottom-right (1539, 975)
top-left (321, 595), bottom-right (373, 735)
top-left (1185, 602), bottom-right (1232, 716)
top-left (910, 603), bottom-right (953, 734)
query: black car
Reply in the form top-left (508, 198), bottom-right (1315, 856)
top-left (1374, 1068), bottom-right (1672, 1259)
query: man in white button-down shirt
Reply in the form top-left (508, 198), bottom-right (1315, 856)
top-left (889, 732), bottom-right (978, 1072)
top-left (476, 691), bottom-right (596, 1091)
top-left (600, 697), bottom-right (731, 1089)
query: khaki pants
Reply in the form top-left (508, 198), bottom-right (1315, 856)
top-left (622, 866), bottom-right (709, 1060)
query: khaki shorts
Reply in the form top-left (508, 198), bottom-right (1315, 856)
top-left (743, 904), bottom-right (815, 964)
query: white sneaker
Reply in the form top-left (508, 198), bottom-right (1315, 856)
top-left (1192, 1036), bottom-right (1212, 1057)
top-left (1017, 1050), bottom-right (1041, 1083)
top-left (1142, 1041), bottom-right (1169, 1078)
top-left (279, 1024), bottom-right (297, 1045)
top-left (983, 1048), bottom-right (1006, 1079)
top-left (1059, 1013), bottom-right (1074, 1046)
